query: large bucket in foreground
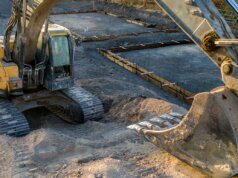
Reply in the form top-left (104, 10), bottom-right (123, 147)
top-left (128, 87), bottom-right (238, 178)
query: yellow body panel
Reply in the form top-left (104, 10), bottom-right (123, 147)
top-left (0, 62), bottom-right (21, 93)
top-left (0, 36), bottom-right (15, 61)
top-left (0, 36), bottom-right (22, 94)
top-left (0, 45), bottom-right (4, 60)
top-left (46, 24), bottom-right (71, 37)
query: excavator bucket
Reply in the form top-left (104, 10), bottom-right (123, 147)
top-left (128, 0), bottom-right (238, 177)
top-left (128, 87), bottom-right (238, 177)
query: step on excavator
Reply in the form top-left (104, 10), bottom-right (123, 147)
top-left (128, 0), bottom-right (238, 177)
top-left (0, 0), bottom-right (104, 137)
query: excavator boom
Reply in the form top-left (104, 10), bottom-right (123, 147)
top-left (153, 0), bottom-right (238, 65)
top-left (5, 0), bottom-right (61, 64)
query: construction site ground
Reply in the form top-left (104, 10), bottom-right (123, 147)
top-left (0, 0), bottom-right (223, 177)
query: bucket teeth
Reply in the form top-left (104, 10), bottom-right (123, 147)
top-left (161, 114), bottom-right (182, 125)
top-left (128, 112), bottom-right (184, 133)
top-left (138, 121), bottom-right (153, 128)
top-left (163, 121), bottom-right (173, 127)
top-left (170, 112), bottom-right (183, 118)
top-left (128, 88), bottom-right (238, 177)
top-left (149, 117), bottom-right (163, 123)
top-left (139, 121), bottom-right (163, 130)
top-left (127, 124), bottom-right (143, 132)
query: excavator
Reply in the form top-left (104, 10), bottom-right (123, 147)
top-left (0, 0), bottom-right (104, 137)
top-left (128, 0), bottom-right (238, 177)
top-left (1, 0), bottom-right (238, 177)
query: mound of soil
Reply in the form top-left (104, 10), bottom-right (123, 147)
top-left (107, 97), bottom-right (187, 124)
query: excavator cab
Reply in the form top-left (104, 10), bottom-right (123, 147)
top-left (1, 23), bottom-right (74, 94)
top-left (40, 24), bottom-right (74, 91)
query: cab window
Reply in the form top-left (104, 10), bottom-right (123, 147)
top-left (51, 36), bottom-right (70, 67)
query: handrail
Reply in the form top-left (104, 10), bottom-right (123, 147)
top-left (227, 0), bottom-right (238, 13)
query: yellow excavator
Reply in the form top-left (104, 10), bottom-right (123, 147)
top-left (0, 0), bottom-right (103, 136)
top-left (129, 0), bottom-right (238, 177)
top-left (1, 0), bottom-right (238, 177)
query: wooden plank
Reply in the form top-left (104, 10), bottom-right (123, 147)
top-left (99, 48), bottom-right (194, 104)
top-left (51, 10), bottom-right (99, 15)
top-left (75, 30), bottom-right (161, 42)
top-left (109, 39), bottom-right (191, 53)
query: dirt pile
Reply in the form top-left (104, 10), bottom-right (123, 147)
top-left (107, 97), bottom-right (187, 123)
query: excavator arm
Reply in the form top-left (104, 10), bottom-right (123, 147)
top-left (4, 0), bottom-right (61, 65)
top-left (153, 0), bottom-right (238, 91)
top-left (128, 0), bottom-right (238, 177)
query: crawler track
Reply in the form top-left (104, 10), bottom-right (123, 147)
top-left (7, 86), bottom-right (104, 129)
top-left (0, 99), bottom-right (30, 137)
top-left (63, 86), bottom-right (104, 121)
